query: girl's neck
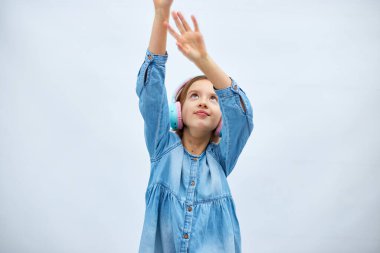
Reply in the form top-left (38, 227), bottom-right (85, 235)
top-left (181, 127), bottom-right (211, 156)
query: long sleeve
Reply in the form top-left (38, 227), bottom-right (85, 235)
top-left (212, 77), bottom-right (254, 177)
top-left (136, 49), bottom-right (171, 160)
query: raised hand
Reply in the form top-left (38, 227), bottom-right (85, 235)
top-left (164, 11), bottom-right (208, 63)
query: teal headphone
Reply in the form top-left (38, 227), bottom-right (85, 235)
top-left (169, 78), bottom-right (223, 137)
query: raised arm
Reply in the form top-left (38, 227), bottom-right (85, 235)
top-left (165, 11), bottom-right (232, 90)
top-left (165, 11), bottom-right (254, 176)
top-left (135, 0), bottom-right (175, 160)
top-left (149, 0), bottom-right (173, 55)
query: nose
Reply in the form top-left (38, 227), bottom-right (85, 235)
top-left (198, 98), bottom-right (208, 108)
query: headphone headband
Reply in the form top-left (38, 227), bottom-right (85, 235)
top-left (172, 78), bottom-right (193, 102)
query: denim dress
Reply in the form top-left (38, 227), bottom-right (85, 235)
top-left (136, 49), bottom-right (254, 253)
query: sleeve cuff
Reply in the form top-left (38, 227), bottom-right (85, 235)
top-left (214, 77), bottom-right (241, 98)
top-left (145, 48), bottom-right (169, 65)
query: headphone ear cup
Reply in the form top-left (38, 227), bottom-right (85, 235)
top-left (176, 102), bottom-right (183, 130)
top-left (169, 101), bottom-right (183, 130)
top-left (214, 118), bottom-right (223, 137)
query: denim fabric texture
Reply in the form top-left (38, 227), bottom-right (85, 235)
top-left (136, 48), bottom-right (254, 253)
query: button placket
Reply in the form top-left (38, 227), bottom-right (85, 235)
top-left (181, 156), bottom-right (199, 250)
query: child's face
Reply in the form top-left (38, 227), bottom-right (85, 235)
top-left (181, 79), bottom-right (222, 135)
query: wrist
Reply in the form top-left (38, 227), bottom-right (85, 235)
top-left (195, 53), bottom-right (212, 70)
top-left (155, 8), bottom-right (170, 18)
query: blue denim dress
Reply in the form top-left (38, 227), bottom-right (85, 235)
top-left (136, 49), bottom-right (254, 253)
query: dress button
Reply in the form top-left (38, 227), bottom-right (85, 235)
top-left (187, 206), bottom-right (192, 212)
top-left (192, 157), bottom-right (198, 161)
top-left (183, 233), bottom-right (189, 239)
top-left (148, 54), bottom-right (152, 60)
top-left (191, 181), bottom-right (195, 186)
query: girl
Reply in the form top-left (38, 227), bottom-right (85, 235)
top-left (136, 0), bottom-right (254, 252)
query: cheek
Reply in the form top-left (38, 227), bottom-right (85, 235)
top-left (214, 106), bottom-right (222, 118)
top-left (181, 104), bottom-right (191, 122)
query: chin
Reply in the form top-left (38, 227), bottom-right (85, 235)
top-left (194, 123), bottom-right (213, 131)
top-left (188, 125), bottom-right (213, 134)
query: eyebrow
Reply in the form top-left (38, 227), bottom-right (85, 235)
top-left (188, 89), bottom-right (217, 97)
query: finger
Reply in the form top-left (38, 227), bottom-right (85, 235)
top-left (191, 15), bottom-right (200, 32)
top-left (176, 42), bottom-right (188, 55)
top-left (172, 11), bottom-right (186, 34)
top-left (165, 21), bottom-right (181, 41)
top-left (177, 11), bottom-right (191, 31)
top-left (176, 42), bottom-right (184, 53)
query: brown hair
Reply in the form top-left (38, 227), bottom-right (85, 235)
top-left (175, 75), bottom-right (221, 143)
top-left (177, 75), bottom-right (209, 106)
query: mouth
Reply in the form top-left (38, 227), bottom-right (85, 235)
top-left (194, 110), bottom-right (210, 117)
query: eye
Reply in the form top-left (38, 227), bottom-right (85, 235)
top-left (190, 93), bottom-right (199, 99)
top-left (210, 95), bottom-right (218, 102)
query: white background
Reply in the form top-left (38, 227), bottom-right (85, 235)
top-left (1, 0), bottom-right (379, 252)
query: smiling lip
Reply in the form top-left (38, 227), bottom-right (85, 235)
top-left (194, 110), bottom-right (210, 116)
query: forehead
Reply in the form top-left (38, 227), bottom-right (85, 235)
top-left (187, 79), bottom-right (215, 94)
